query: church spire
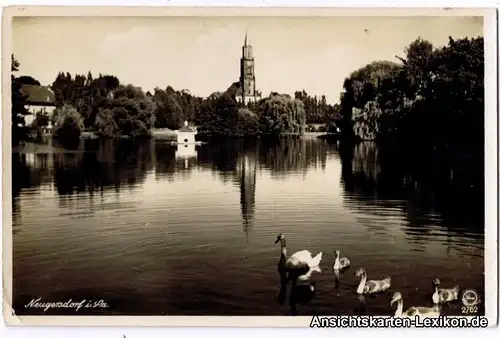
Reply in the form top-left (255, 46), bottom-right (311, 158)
top-left (244, 29), bottom-right (248, 46)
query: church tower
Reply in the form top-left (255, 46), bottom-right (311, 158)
top-left (236, 31), bottom-right (261, 105)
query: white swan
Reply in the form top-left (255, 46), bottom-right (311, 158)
top-left (355, 268), bottom-right (391, 294)
top-left (432, 278), bottom-right (459, 305)
top-left (275, 233), bottom-right (323, 282)
top-left (391, 292), bottom-right (441, 318)
top-left (332, 250), bottom-right (351, 271)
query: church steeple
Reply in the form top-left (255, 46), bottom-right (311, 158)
top-left (242, 30), bottom-right (252, 59)
top-left (236, 31), bottom-right (261, 105)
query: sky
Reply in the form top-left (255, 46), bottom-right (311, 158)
top-left (12, 15), bottom-right (483, 104)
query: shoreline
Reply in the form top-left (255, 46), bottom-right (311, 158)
top-left (81, 128), bottom-right (178, 140)
top-left (12, 131), bottom-right (479, 155)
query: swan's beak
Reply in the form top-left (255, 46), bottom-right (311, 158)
top-left (390, 298), bottom-right (397, 306)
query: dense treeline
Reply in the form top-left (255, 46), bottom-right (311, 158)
top-left (294, 90), bottom-right (341, 125)
top-left (12, 35), bottom-right (483, 146)
top-left (49, 73), bottom-right (327, 138)
top-left (337, 36), bottom-right (484, 146)
top-left (12, 61), bottom-right (315, 143)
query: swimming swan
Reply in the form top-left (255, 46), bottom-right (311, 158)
top-left (355, 268), bottom-right (391, 294)
top-left (332, 250), bottom-right (351, 271)
top-left (391, 292), bottom-right (441, 318)
top-left (432, 278), bottom-right (459, 305)
top-left (275, 233), bottom-right (323, 281)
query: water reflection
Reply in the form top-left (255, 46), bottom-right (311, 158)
top-left (289, 281), bottom-right (317, 316)
top-left (257, 139), bottom-right (330, 178)
top-left (12, 138), bottom-right (484, 247)
top-left (277, 270), bottom-right (317, 316)
top-left (354, 294), bottom-right (367, 315)
top-left (13, 138), bottom-right (336, 193)
top-left (333, 269), bottom-right (340, 289)
top-left (339, 141), bottom-right (484, 237)
top-left (11, 138), bottom-right (484, 315)
top-left (237, 152), bottom-right (257, 240)
top-left (154, 141), bottom-right (197, 180)
top-left (50, 140), bottom-right (153, 196)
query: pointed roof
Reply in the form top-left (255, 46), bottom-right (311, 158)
top-left (178, 120), bottom-right (196, 133)
top-left (244, 30), bottom-right (248, 46)
top-left (178, 125), bottom-right (195, 132)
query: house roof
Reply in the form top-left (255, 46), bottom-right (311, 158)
top-left (178, 125), bottom-right (195, 133)
top-left (20, 84), bottom-right (56, 106)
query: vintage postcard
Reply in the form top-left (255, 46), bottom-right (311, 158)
top-left (1, 6), bottom-right (498, 327)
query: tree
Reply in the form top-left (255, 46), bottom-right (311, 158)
top-left (51, 72), bottom-right (121, 129)
top-left (32, 112), bottom-right (50, 128)
top-left (11, 54), bottom-right (31, 146)
top-left (293, 90), bottom-right (334, 124)
top-left (109, 85), bottom-right (154, 137)
top-left (397, 37), bottom-right (435, 99)
top-left (337, 36), bottom-right (484, 145)
top-left (256, 94), bottom-right (305, 136)
top-left (17, 76), bottom-right (41, 86)
top-left (153, 88), bottom-right (184, 129)
top-left (95, 109), bottom-right (119, 137)
top-left (233, 107), bottom-right (259, 136)
top-left (197, 92), bottom-right (239, 136)
top-left (53, 104), bottom-right (84, 140)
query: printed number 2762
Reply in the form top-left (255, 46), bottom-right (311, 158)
top-left (461, 306), bottom-right (478, 315)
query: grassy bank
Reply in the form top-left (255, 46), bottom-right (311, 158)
top-left (80, 128), bottom-right (177, 140)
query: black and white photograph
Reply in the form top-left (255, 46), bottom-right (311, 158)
top-left (2, 6), bottom-right (497, 326)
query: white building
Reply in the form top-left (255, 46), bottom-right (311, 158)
top-left (176, 120), bottom-right (197, 144)
top-left (20, 84), bottom-right (56, 131)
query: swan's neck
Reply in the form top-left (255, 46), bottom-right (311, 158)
top-left (395, 299), bottom-right (403, 316)
top-left (280, 238), bottom-right (287, 259)
top-left (356, 272), bottom-right (367, 294)
top-left (333, 254), bottom-right (340, 269)
top-left (431, 284), bottom-right (439, 303)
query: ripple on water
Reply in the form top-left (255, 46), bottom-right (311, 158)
top-left (12, 140), bottom-right (485, 315)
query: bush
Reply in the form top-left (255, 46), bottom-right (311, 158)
top-left (256, 94), bottom-right (305, 136)
top-left (53, 104), bottom-right (84, 140)
top-left (95, 109), bottom-right (119, 137)
top-left (32, 111), bottom-right (50, 128)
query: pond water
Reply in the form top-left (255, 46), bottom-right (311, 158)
top-left (11, 138), bottom-right (484, 316)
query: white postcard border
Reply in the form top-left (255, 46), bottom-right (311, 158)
top-left (1, 5), bottom-right (498, 328)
